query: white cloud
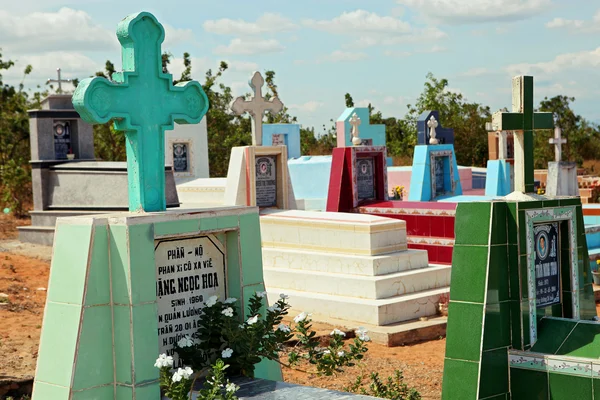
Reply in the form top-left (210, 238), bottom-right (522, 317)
top-left (545, 10), bottom-right (600, 33)
top-left (303, 9), bottom-right (445, 47)
top-left (304, 10), bottom-right (411, 35)
top-left (356, 99), bottom-right (372, 107)
top-left (163, 23), bottom-right (195, 48)
top-left (289, 101), bottom-right (324, 113)
top-left (167, 56), bottom-right (212, 80)
top-left (2, 51), bottom-right (102, 90)
top-left (383, 96), bottom-right (397, 104)
top-left (0, 7), bottom-right (115, 54)
top-left (506, 47), bottom-right (600, 78)
top-left (204, 13), bottom-right (296, 35)
top-left (214, 38), bottom-right (285, 55)
top-left (229, 61), bottom-right (260, 72)
top-left (323, 50), bottom-right (368, 62)
top-left (397, 0), bottom-right (551, 24)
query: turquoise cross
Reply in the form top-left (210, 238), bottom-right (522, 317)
top-left (72, 12), bottom-right (209, 212)
top-left (490, 76), bottom-right (553, 193)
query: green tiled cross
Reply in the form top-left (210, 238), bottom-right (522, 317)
top-left (490, 76), bottom-right (553, 193)
top-left (72, 12), bottom-right (209, 212)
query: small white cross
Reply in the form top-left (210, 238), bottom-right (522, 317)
top-left (350, 113), bottom-right (362, 145)
top-left (427, 115), bottom-right (439, 145)
top-left (549, 126), bottom-right (566, 162)
top-left (46, 68), bottom-right (72, 93)
top-left (231, 71), bottom-right (284, 146)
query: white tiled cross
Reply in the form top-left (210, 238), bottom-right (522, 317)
top-left (231, 71), bottom-right (284, 146)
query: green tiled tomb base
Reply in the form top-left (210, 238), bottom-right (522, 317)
top-left (442, 197), bottom-right (596, 399)
top-left (32, 207), bottom-right (281, 399)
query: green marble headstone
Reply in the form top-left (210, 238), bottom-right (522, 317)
top-left (72, 12), bottom-right (208, 212)
top-left (33, 12), bottom-right (280, 400)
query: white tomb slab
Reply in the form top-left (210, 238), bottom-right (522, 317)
top-left (260, 209), bottom-right (450, 328)
top-left (166, 118), bottom-right (209, 183)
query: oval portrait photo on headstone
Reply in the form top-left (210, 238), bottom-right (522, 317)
top-left (536, 230), bottom-right (550, 261)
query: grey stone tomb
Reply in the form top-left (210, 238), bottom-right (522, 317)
top-left (19, 94), bottom-right (180, 246)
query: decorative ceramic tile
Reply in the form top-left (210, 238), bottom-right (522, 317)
top-left (509, 350), bottom-right (595, 378)
top-left (546, 355), bottom-right (592, 377)
top-left (524, 206), bottom-right (578, 344)
top-left (509, 351), bottom-right (547, 371)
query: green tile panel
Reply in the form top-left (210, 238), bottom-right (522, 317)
top-left (450, 245), bottom-right (489, 303)
top-left (454, 202), bottom-right (492, 246)
top-left (530, 317), bottom-right (577, 354)
top-left (445, 301), bottom-right (485, 362)
top-left (510, 368), bottom-right (548, 400)
top-left (478, 347), bottom-right (509, 399)
top-left (482, 301), bottom-right (511, 351)
top-left (549, 373), bottom-right (592, 400)
top-left (441, 358), bottom-right (480, 399)
top-left (557, 320), bottom-right (600, 358)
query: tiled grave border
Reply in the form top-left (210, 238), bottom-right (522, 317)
top-left (509, 349), bottom-right (600, 378)
top-left (357, 207), bottom-right (456, 216)
top-left (429, 150), bottom-right (455, 199)
top-left (525, 206), bottom-right (578, 344)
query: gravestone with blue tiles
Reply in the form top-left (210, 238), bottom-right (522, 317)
top-left (262, 124), bottom-right (301, 159)
top-left (32, 12), bottom-right (280, 400)
top-left (417, 110), bottom-right (454, 145)
top-left (408, 112), bottom-right (462, 201)
top-left (442, 76), bottom-right (597, 400)
top-left (336, 107), bottom-right (392, 166)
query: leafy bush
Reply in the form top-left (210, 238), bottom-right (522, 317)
top-left (344, 370), bottom-right (421, 400)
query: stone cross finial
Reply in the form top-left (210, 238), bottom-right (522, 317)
top-left (489, 76), bottom-right (554, 193)
top-left (72, 12), bottom-right (208, 212)
top-left (549, 118), bottom-right (566, 162)
top-left (350, 112), bottom-right (362, 146)
top-left (46, 68), bottom-right (72, 93)
top-left (231, 71), bottom-right (284, 146)
top-left (427, 115), bottom-right (439, 145)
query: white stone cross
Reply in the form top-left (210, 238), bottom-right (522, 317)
top-left (231, 71), bottom-right (284, 146)
top-left (549, 125), bottom-right (567, 162)
top-left (350, 113), bottom-right (362, 146)
top-left (46, 67), bottom-right (72, 93)
top-left (427, 115), bottom-right (439, 145)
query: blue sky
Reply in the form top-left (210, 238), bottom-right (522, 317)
top-left (1, 0), bottom-right (599, 134)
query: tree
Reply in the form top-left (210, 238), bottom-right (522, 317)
top-left (403, 73), bottom-right (491, 166)
top-left (536, 95), bottom-right (600, 167)
top-left (345, 93), bottom-right (354, 108)
top-left (0, 49), bottom-right (34, 216)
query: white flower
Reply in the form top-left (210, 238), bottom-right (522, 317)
top-left (222, 307), bottom-right (234, 317)
top-left (177, 335), bottom-right (194, 348)
top-left (181, 366), bottom-right (193, 379)
top-left (279, 293), bottom-right (289, 300)
top-left (267, 304), bottom-right (281, 313)
top-left (247, 315), bottom-right (259, 325)
top-left (323, 350), bottom-right (331, 355)
top-left (224, 297), bottom-right (237, 304)
top-left (205, 295), bottom-right (219, 307)
top-left (172, 370), bottom-right (183, 382)
top-left (356, 327), bottom-right (370, 342)
top-left (222, 348), bottom-right (233, 358)
top-left (330, 329), bottom-right (346, 337)
top-left (256, 291), bottom-right (267, 298)
top-left (226, 382), bottom-right (238, 393)
top-left (277, 324), bottom-right (291, 333)
top-left (337, 351), bottom-right (345, 357)
top-left (154, 353), bottom-right (174, 368)
top-left (293, 312), bottom-right (311, 323)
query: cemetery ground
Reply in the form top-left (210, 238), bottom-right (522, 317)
top-left (0, 214), bottom-right (448, 399)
